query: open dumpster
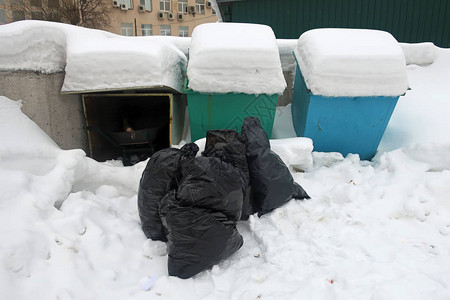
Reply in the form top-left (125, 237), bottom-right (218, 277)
top-left (185, 23), bottom-right (286, 142)
top-left (292, 28), bottom-right (408, 160)
top-left (61, 36), bottom-right (188, 165)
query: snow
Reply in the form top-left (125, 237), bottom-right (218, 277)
top-left (62, 36), bottom-right (187, 93)
top-left (187, 23), bottom-right (287, 95)
top-left (277, 39), bottom-right (298, 72)
top-left (378, 47), bottom-right (450, 156)
top-left (192, 135), bottom-right (314, 172)
top-left (1, 22), bottom-right (450, 300)
top-left (294, 28), bottom-right (409, 97)
top-left (400, 42), bottom-right (436, 66)
top-left (0, 21), bottom-right (188, 93)
top-left (0, 22), bottom-right (68, 73)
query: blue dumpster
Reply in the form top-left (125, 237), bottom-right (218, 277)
top-left (291, 29), bottom-right (408, 160)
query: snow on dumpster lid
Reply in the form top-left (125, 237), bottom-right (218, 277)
top-left (62, 36), bottom-right (187, 93)
top-left (294, 28), bottom-right (408, 97)
top-left (187, 23), bottom-right (287, 95)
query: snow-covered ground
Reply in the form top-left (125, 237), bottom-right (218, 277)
top-left (1, 21), bottom-right (450, 299)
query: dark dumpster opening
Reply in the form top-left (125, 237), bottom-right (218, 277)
top-left (82, 93), bottom-right (172, 165)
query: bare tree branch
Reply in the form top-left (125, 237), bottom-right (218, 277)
top-left (10, 0), bottom-right (111, 30)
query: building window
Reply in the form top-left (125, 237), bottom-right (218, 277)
top-left (178, 26), bottom-right (188, 37)
top-left (141, 24), bottom-right (152, 36)
top-left (120, 0), bottom-right (132, 9)
top-left (159, 0), bottom-right (170, 12)
top-left (121, 23), bottom-right (133, 36)
top-left (178, 0), bottom-right (187, 13)
top-left (140, 0), bottom-right (151, 11)
top-left (12, 10), bottom-right (25, 21)
top-left (195, 0), bottom-right (204, 14)
top-left (31, 11), bottom-right (44, 19)
top-left (0, 9), bottom-right (6, 24)
top-left (48, 0), bottom-right (59, 9)
top-left (30, 0), bottom-right (42, 7)
top-left (48, 12), bottom-right (61, 22)
top-left (160, 25), bottom-right (171, 36)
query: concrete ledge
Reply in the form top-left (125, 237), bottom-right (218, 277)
top-left (0, 71), bottom-right (88, 152)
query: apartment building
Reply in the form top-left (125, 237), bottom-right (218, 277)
top-left (0, 0), bottom-right (25, 24)
top-left (0, 0), bottom-right (63, 25)
top-left (0, 0), bottom-right (218, 37)
top-left (111, 0), bottom-right (218, 36)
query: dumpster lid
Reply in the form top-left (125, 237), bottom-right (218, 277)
top-left (294, 28), bottom-right (408, 97)
top-left (187, 23), bottom-right (286, 95)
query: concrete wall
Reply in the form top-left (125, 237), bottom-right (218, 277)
top-left (0, 71), bottom-right (88, 152)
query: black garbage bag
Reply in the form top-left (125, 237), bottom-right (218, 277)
top-left (241, 117), bottom-right (310, 216)
top-left (202, 129), bottom-right (253, 220)
top-left (137, 143), bottom-right (199, 241)
top-left (160, 156), bottom-right (244, 279)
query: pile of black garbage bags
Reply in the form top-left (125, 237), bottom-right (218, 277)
top-left (138, 117), bottom-right (309, 279)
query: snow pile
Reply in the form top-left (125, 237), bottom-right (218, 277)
top-left (378, 47), bottom-right (450, 153)
top-left (187, 23), bottom-right (287, 95)
top-left (271, 103), bottom-right (297, 138)
top-left (277, 39), bottom-right (298, 72)
top-left (62, 36), bottom-right (187, 93)
top-left (0, 21), bottom-right (188, 93)
top-left (0, 21), bottom-right (67, 73)
top-left (270, 137), bottom-right (313, 172)
top-left (294, 28), bottom-right (409, 97)
top-left (0, 96), bottom-right (60, 157)
top-left (400, 42), bottom-right (436, 66)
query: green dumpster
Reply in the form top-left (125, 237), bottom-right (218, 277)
top-left (185, 23), bottom-right (286, 141)
top-left (185, 87), bottom-right (278, 142)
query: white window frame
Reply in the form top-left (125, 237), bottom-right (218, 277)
top-left (195, 0), bottom-right (205, 14)
top-left (121, 23), bottom-right (133, 36)
top-left (178, 0), bottom-right (187, 13)
top-left (160, 25), bottom-right (171, 36)
top-left (120, 0), bottom-right (132, 9)
top-left (141, 24), bottom-right (152, 36)
top-left (140, 0), bottom-right (151, 11)
top-left (178, 26), bottom-right (188, 37)
top-left (159, 0), bottom-right (170, 12)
